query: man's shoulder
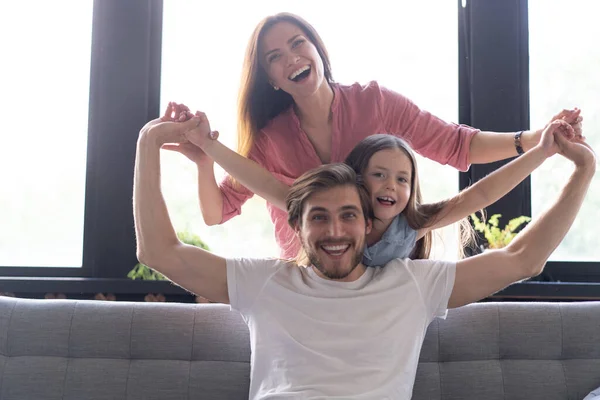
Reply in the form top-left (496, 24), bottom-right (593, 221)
top-left (227, 257), bottom-right (296, 270)
top-left (379, 258), bottom-right (451, 271)
top-left (379, 257), bottom-right (412, 268)
top-left (368, 258), bottom-right (412, 279)
top-left (226, 257), bottom-right (299, 293)
top-left (384, 257), bottom-right (453, 264)
top-left (373, 259), bottom-right (455, 293)
top-left (227, 258), bottom-right (300, 313)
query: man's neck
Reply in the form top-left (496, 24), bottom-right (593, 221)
top-left (310, 263), bottom-right (367, 282)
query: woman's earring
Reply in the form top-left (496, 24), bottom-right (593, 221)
top-left (273, 85), bottom-right (279, 91)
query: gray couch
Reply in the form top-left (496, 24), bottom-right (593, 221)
top-left (1, 296), bottom-right (599, 399)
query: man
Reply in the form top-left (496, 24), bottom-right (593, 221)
top-left (133, 113), bottom-right (594, 399)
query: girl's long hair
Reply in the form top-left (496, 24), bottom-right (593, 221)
top-left (344, 134), bottom-right (477, 259)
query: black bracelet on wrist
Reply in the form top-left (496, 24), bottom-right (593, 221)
top-left (514, 130), bottom-right (525, 155)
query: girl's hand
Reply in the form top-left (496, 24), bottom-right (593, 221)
top-left (155, 104), bottom-right (220, 166)
top-left (161, 102), bottom-right (220, 144)
top-left (161, 142), bottom-right (215, 167)
top-left (140, 103), bottom-right (198, 146)
top-left (161, 102), bottom-right (193, 122)
top-left (184, 111), bottom-right (220, 149)
top-left (523, 108), bottom-right (583, 150)
top-left (537, 119), bottom-right (575, 158)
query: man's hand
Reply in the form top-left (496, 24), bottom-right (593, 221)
top-left (535, 119), bottom-right (575, 158)
top-left (139, 102), bottom-right (200, 145)
top-left (162, 102), bottom-right (219, 141)
top-left (139, 103), bottom-right (214, 167)
top-left (159, 102), bottom-right (220, 165)
top-left (554, 126), bottom-right (596, 169)
top-left (522, 108), bottom-right (583, 151)
top-left (537, 117), bottom-right (595, 169)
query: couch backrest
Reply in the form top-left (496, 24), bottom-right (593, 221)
top-left (0, 296), bottom-right (599, 399)
top-left (413, 301), bottom-right (600, 399)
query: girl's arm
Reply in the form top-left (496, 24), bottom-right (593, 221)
top-left (201, 138), bottom-right (290, 211)
top-left (163, 104), bottom-right (289, 215)
top-left (174, 107), bottom-right (290, 211)
top-left (159, 103), bottom-right (225, 225)
top-left (415, 121), bottom-right (574, 240)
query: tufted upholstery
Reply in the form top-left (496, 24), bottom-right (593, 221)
top-left (0, 296), bottom-right (599, 399)
top-left (413, 301), bottom-right (600, 399)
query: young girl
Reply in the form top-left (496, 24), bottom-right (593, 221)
top-left (161, 103), bottom-right (573, 265)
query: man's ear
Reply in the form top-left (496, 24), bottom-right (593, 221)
top-left (293, 221), bottom-right (301, 236)
top-left (365, 218), bottom-right (373, 235)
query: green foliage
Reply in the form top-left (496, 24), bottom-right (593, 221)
top-left (127, 232), bottom-right (210, 281)
top-left (470, 212), bottom-right (531, 250)
top-left (175, 231), bottom-right (210, 250)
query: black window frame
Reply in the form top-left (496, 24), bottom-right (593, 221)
top-left (2, 0), bottom-right (599, 298)
top-left (459, 0), bottom-right (600, 284)
top-left (1, 0), bottom-right (163, 280)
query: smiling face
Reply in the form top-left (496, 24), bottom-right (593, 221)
top-left (260, 21), bottom-right (327, 99)
top-left (296, 185), bottom-right (372, 282)
top-left (363, 148), bottom-right (413, 224)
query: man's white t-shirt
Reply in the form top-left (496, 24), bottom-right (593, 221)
top-left (227, 258), bottom-right (456, 400)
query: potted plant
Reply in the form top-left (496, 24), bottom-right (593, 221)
top-left (471, 211), bottom-right (553, 281)
top-left (470, 212), bottom-right (531, 251)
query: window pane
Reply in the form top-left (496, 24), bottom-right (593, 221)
top-left (0, 1), bottom-right (93, 267)
top-left (529, 0), bottom-right (599, 261)
top-left (161, 1), bottom-right (459, 259)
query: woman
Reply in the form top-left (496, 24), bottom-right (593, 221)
top-left (164, 12), bottom-right (582, 258)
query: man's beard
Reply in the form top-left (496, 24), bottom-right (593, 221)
top-left (306, 238), bottom-right (365, 280)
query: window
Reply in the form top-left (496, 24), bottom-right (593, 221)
top-left (0, 1), bottom-right (94, 267)
top-left (160, 0), bottom-right (460, 259)
top-left (2, 0), bottom-right (597, 298)
top-left (529, 0), bottom-right (599, 261)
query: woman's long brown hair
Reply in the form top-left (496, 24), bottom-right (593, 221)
top-left (236, 13), bottom-right (334, 158)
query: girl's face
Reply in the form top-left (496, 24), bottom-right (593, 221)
top-left (363, 148), bottom-right (413, 224)
top-left (260, 21), bottom-right (326, 99)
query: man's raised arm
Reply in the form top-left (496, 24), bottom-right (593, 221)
top-left (133, 111), bottom-right (229, 303)
top-left (449, 120), bottom-right (596, 308)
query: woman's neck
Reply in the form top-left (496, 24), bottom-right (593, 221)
top-left (293, 82), bottom-right (334, 128)
top-left (366, 216), bottom-right (396, 246)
